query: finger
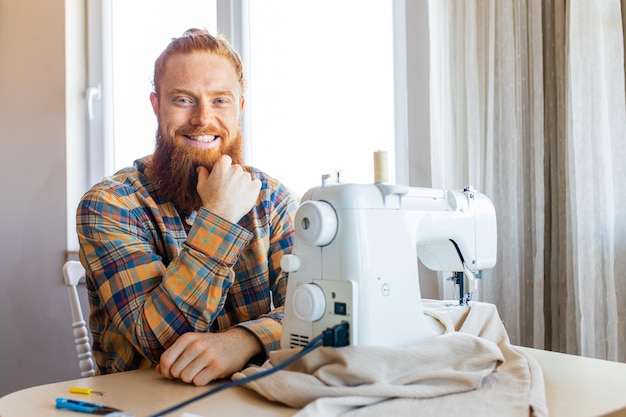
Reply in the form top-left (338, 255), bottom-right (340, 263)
top-left (167, 350), bottom-right (197, 380)
top-left (157, 364), bottom-right (175, 380)
top-left (196, 166), bottom-right (209, 188)
top-left (155, 363), bottom-right (176, 381)
top-left (219, 154), bottom-right (232, 166)
top-left (191, 365), bottom-right (223, 386)
top-left (196, 165), bottom-right (209, 179)
top-left (158, 338), bottom-right (192, 379)
top-left (179, 357), bottom-right (222, 386)
top-left (212, 155), bottom-right (232, 174)
top-left (205, 155), bottom-right (233, 182)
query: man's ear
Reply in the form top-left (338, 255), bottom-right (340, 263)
top-left (150, 92), bottom-right (159, 115)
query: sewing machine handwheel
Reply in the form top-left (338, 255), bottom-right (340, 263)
top-left (295, 201), bottom-right (338, 246)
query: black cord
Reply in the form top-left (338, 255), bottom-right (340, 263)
top-left (146, 322), bottom-right (349, 417)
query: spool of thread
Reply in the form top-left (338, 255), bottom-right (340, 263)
top-left (373, 150), bottom-right (388, 183)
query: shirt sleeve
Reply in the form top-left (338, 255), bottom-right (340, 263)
top-left (234, 178), bottom-right (298, 354)
top-left (78, 184), bottom-right (253, 364)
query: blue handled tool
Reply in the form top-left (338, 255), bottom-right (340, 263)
top-left (55, 398), bottom-right (132, 416)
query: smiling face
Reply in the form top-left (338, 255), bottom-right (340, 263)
top-left (150, 50), bottom-right (245, 168)
top-left (146, 50), bottom-right (245, 214)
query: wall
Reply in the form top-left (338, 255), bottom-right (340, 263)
top-left (0, 0), bottom-right (85, 396)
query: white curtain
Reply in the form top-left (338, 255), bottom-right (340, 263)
top-left (428, 0), bottom-right (626, 361)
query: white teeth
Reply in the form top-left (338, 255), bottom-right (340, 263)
top-left (190, 135), bottom-right (216, 143)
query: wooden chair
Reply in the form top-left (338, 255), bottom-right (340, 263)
top-left (62, 261), bottom-right (96, 377)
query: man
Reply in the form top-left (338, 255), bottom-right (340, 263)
top-left (77, 28), bottom-right (297, 386)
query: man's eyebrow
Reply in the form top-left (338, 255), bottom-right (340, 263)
top-left (210, 90), bottom-right (237, 98)
top-left (167, 88), bottom-right (194, 96)
top-left (167, 88), bottom-right (236, 98)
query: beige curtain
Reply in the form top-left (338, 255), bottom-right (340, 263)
top-left (428, 0), bottom-right (626, 361)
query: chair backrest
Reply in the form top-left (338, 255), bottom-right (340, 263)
top-left (62, 261), bottom-right (96, 377)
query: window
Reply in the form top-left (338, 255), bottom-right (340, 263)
top-left (110, 1), bottom-right (219, 170)
top-left (91, 0), bottom-right (397, 199)
top-left (87, 0), bottom-right (218, 183)
top-left (246, 1), bottom-right (396, 197)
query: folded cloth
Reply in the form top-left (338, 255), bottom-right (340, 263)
top-left (232, 301), bottom-right (548, 417)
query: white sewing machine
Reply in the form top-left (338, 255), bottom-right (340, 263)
top-left (280, 180), bottom-right (497, 349)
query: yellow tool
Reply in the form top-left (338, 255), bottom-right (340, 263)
top-left (69, 387), bottom-right (105, 396)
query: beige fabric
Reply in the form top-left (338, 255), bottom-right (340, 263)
top-left (233, 301), bottom-right (548, 417)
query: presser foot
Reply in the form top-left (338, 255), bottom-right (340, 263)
top-left (448, 271), bottom-right (473, 306)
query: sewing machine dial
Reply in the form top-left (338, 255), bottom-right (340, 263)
top-left (295, 201), bottom-right (338, 246)
top-left (292, 283), bottom-right (326, 322)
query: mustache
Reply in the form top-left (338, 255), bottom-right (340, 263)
top-left (174, 126), bottom-right (229, 137)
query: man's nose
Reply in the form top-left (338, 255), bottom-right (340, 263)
top-left (190, 101), bottom-right (215, 126)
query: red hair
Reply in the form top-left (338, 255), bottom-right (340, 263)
top-left (152, 28), bottom-right (245, 95)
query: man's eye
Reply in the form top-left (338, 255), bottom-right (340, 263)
top-left (175, 97), bottom-right (192, 104)
top-left (214, 98), bottom-right (229, 104)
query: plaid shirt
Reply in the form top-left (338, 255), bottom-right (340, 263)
top-left (77, 156), bottom-right (297, 374)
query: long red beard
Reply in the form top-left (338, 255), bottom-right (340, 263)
top-left (145, 127), bottom-right (244, 216)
